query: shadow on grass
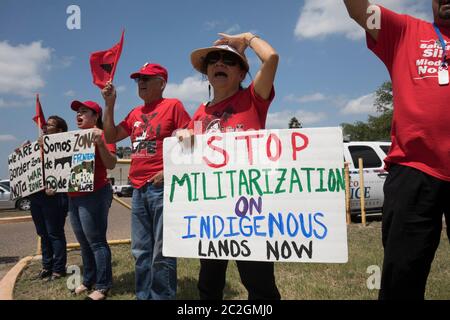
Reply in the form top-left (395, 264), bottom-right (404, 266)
top-left (176, 276), bottom-right (240, 300)
top-left (111, 271), bottom-right (135, 297)
top-left (350, 214), bottom-right (382, 224)
top-left (0, 256), bottom-right (20, 265)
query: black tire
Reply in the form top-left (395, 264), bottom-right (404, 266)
top-left (16, 198), bottom-right (31, 211)
top-left (117, 193), bottom-right (122, 197)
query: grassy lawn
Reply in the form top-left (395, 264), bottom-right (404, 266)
top-left (14, 221), bottom-right (449, 300)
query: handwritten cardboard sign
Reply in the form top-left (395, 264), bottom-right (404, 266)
top-left (8, 141), bottom-right (44, 200)
top-left (43, 129), bottom-right (96, 192)
top-left (163, 128), bottom-right (348, 263)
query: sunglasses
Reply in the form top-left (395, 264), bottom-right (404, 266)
top-left (134, 76), bottom-right (164, 83)
top-left (204, 51), bottom-right (240, 67)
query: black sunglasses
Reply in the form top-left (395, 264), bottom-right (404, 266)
top-left (204, 51), bottom-right (240, 67)
top-left (134, 76), bottom-right (162, 83)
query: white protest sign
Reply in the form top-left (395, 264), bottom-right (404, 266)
top-left (8, 141), bottom-right (44, 200)
top-left (163, 128), bottom-right (348, 263)
top-left (43, 129), bottom-right (96, 192)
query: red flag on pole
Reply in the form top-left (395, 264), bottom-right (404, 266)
top-left (32, 94), bottom-right (46, 130)
top-left (90, 30), bottom-right (124, 89)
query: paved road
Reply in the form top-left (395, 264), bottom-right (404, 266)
top-left (0, 197), bottom-right (132, 280)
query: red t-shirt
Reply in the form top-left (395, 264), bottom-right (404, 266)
top-left (119, 98), bottom-right (191, 188)
top-left (69, 134), bottom-right (116, 197)
top-left (367, 6), bottom-right (450, 181)
top-left (188, 82), bottom-right (274, 133)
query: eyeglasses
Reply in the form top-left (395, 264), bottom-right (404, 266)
top-left (204, 51), bottom-right (240, 67)
top-left (134, 76), bottom-right (164, 83)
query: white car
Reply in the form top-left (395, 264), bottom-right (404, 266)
top-left (112, 184), bottom-right (133, 197)
top-left (343, 141), bottom-right (391, 215)
top-left (0, 181), bottom-right (31, 211)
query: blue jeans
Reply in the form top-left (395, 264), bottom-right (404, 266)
top-left (131, 183), bottom-right (177, 300)
top-left (69, 184), bottom-right (113, 290)
top-left (30, 191), bottom-right (67, 274)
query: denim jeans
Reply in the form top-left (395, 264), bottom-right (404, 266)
top-left (69, 184), bottom-right (113, 290)
top-left (131, 183), bottom-right (177, 300)
top-left (30, 191), bottom-right (67, 274)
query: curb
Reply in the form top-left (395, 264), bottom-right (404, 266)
top-left (0, 216), bottom-right (33, 225)
top-left (66, 239), bottom-right (131, 249)
top-left (0, 256), bottom-right (34, 300)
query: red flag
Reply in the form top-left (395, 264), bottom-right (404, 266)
top-left (90, 30), bottom-right (124, 89)
top-left (32, 94), bottom-right (46, 129)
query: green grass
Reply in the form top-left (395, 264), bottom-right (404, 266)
top-left (14, 221), bottom-right (449, 300)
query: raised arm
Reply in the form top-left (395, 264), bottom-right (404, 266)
top-left (214, 32), bottom-right (279, 100)
top-left (92, 128), bottom-right (117, 170)
top-left (102, 81), bottom-right (129, 144)
top-left (344, 0), bottom-right (380, 41)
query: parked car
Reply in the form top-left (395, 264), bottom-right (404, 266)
top-left (0, 182), bottom-right (31, 211)
top-left (343, 141), bottom-right (391, 215)
top-left (0, 179), bottom-right (10, 190)
top-left (112, 184), bottom-right (133, 197)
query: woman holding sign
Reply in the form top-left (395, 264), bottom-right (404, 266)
top-left (178, 32), bottom-right (281, 300)
top-left (30, 116), bottom-right (69, 282)
top-left (68, 100), bottom-right (117, 300)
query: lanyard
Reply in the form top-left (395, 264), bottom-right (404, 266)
top-left (433, 23), bottom-right (448, 67)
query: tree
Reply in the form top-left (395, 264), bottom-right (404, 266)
top-left (374, 81), bottom-right (393, 113)
top-left (288, 117), bottom-right (302, 128)
top-left (342, 81), bottom-right (393, 141)
top-left (115, 146), bottom-right (132, 159)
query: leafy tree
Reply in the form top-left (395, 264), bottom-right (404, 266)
top-left (342, 81), bottom-right (393, 141)
top-left (288, 117), bottom-right (302, 128)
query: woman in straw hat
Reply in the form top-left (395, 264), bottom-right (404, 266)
top-left (178, 32), bottom-right (280, 300)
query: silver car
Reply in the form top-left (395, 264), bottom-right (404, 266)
top-left (0, 180), bottom-right (31, 211)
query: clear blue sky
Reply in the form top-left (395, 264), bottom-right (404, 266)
top-left (0, 0), bottom-right (433, 178)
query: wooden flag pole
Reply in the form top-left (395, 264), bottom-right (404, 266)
top-left (344, 162), bottom-right (351, 224)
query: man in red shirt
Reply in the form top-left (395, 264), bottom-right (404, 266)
top-left (344, 0), bottom-right (450, 300)
top-left (102, 63), bottom-right (191, 300)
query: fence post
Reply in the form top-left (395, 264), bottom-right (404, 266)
top-left (358, 158), bottom-right (366, 227)
top-left (344, 162), bottom-right (351, 224)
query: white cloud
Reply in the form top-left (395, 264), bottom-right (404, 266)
top-left (64, 90), bottom-right (75, 97)
top-left (341, 93), bottom-right (377, 115)
top-left (58, 56), bottom-right (74, 68)
top-left (285, 93), bottom-right (327, 103)
top-left (266, 109), bottom-right (327, 129)
top-left (164, 75), bottom-right (209, 111)
top-left (294, 0), bottom-right (430, 40)
top-left (225, 24), bottom-right (241, 34)
top-left (0, 41), bottom-right (52, 97)
top-left (116, 85), bottom-right (126, 93)
top-left (0, 134), bottom-right (17, 142)
top-left (205, 20), bottom-right (222, 30)
top-left (0, 98), bottom-right (30, 108)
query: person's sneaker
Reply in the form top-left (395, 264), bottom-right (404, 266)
top-left (45, 272), bottom-right (67, 282)
top-left (35, 269), bottom-right (52, 280)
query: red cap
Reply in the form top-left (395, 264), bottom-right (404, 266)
top-left (130, 63), bottom-right (168, 82)
top-left (71, 100), bottom-right (102, 117)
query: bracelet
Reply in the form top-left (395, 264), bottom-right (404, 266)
top-left (247, 34), bottom-right (260, 47)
